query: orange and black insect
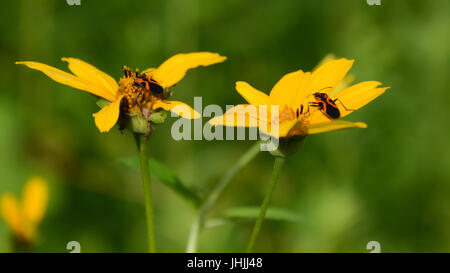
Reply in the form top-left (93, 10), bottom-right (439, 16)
top-left (132, 74), bottom-right (164, 108)
top-left (134, 74), bottom-right (164, 96)
top-left (299, 87), bottom-right (352, 120)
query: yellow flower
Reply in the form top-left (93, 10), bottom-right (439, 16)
top-left (16, 52), bottom-right (227, 133)
top-left (1, 177), bottom-right (49, 244)
top-left (209, 58), bottom-right (389, 138)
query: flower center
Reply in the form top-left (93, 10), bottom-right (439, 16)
top-left (118, 66), bottom-right (159, 114)
top-left (275, 105), bottom-right (308, 136)
top-left (278, 105), bottom-right (297, 124)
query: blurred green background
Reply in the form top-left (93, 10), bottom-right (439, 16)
top-left (0, 0), bottom-right (449, 252)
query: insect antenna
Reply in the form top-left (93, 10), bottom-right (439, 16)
top-left (314, 86), bottom-right (333, 93)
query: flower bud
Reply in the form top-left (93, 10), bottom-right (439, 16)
top-left (149, 111), bottom-right (168, 124)
top-left (128, 112), bottom-right (149, 134)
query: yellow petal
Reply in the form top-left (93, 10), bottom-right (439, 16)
top-left (208, 104), bottom-right (263, 128)
top-left (16, 61), bottom-right (116, 101)
top-left (1, 193), bottom-right (24, 237)
top-left (269, 70), bottom-right (305, 105)
top-left (92, 95), bottom-right (123, 132)
top-left (269, 70), bottom-right (315, 112)
top-left (153, 100), bottom-right (201, 119)
top-left (62, 58), bottom-right (118, 98)
top-left (306, 120), bottom-right (367, 135)
top-left (278, 119), bottom-right (307, 138)
top-left (22, 176), bottom-right (48, 224)
top-left (330, 73), bottom-right (355, 97)
top-left (142, 67), bottom-right (156, 75)
top-left (313, 54), bottom-right (355, 97)
top-left (308, 58), bottom-right (354, 96)
top-left (333, 81), bottom-right (389, 119)
top-left (152, 52), bottom-right (226, 88)
top-left (304, 106), bottom-right (330, 125)
top-left (235, 81), bottom-right (271, 105)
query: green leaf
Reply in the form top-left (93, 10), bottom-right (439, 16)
top-left (96, 99), bottom-right (110, 109)
top-left (204, 206), bottom-right (304, 228)
top-left (120, 156), bottom-right (202, 207)
top-left (221, 206), bottom-right (304, 223)
top-left (149, 111), bottom-right (168, 124)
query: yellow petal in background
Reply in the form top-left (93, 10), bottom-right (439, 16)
top-left (22, 176), bottom-right (48, 224)
top-left (153, 100), bottom-right (201, 119)
top-left (153, 52), bottom-right (227, 88)
top-left (308, 58), bottom-right (354, 95)
top-left (306, 120), bottom-right (367, 134)
top-left (92, 95), bottom-right (124, 132)
top-left (62, 58), bottom-right (118, 98)
top-left (0, 194), bottom-right (23, 237)
top-left (312, 53), bottom-right (337, 70)
top-left (235, 81), bottom-right (271, 105)
top-left (16, 61), bottom-right (116, 101)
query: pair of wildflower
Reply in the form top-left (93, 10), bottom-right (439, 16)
top-left (13, 53), bottom-right (388, 252)
top-left (16, 53), bottom-right (386, 139)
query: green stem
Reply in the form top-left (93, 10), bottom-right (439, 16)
top-left (246, 156), bottom-right (286, 253)
top-left (12, 238), bottom-right (32, 253)
top-left (186, 213), bottom-right (201, 253)
top-left (186, 142), bottom-right (261, 253)
top-left (135, 134), bottom-right (157, 253)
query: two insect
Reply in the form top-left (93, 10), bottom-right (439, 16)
top-left (298, 87), bottom-right (352, 120)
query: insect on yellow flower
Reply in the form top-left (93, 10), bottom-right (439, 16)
top-left (16, 52), bottom-right (227, 135)
top-left (0, 176), bottom-right (49, 245)
top-left (209, 58), bottom-right (389, 139)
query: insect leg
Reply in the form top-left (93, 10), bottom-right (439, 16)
top-left (133, 80), bottom-right (145, 107)
top-left (333, 98), bottom-right (354, 112)
top-left (136, 89), bottom-right (143, 104)
top-left (305, 102), bottom-right (321, 117)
